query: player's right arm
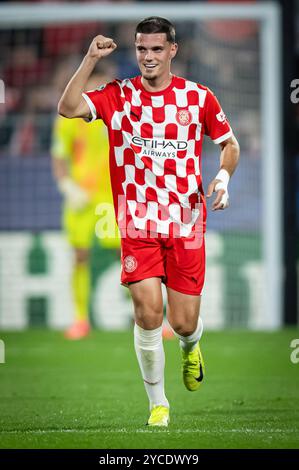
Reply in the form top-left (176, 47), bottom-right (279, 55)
top-left (57, 35), bottom-right (117, 120)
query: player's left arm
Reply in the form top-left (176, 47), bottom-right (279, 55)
top-left (206, 134), bottom-right (240, 210)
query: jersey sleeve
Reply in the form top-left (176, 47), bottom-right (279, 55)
top-left (203, 88), bottom-right (233, 144)
top-left (82, 80), bottom-right (120, 125)
top-left (51, 115), bottom-right (73, 160)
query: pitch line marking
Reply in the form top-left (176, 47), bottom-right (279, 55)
top-left (1, 428), bottom-right (298, 435)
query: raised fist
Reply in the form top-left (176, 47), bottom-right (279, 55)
top-left (87, 35), bottom-right (117, 60)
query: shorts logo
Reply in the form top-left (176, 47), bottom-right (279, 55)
top-left (176, 109), bottom-right (192, 126)
top-left (124, 255), bottom-right (138, 273)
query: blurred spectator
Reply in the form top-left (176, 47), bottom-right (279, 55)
top-left (0, 6), bottom-right (260, 157)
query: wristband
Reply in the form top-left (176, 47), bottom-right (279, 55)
top-left (215, 168), bottom-right (230, 187)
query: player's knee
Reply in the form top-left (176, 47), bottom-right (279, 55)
top-left (134, 304), bottom-right (163, 329)
top-left (169, 319), bottom-right (196, 337)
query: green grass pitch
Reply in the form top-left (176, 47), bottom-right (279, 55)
top-left (0, 329), bottom-right (299, 449)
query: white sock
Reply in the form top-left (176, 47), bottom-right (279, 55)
top-left (134, 323), bottom-right (169, 410)
top-left (174, 317), bottom-right (203, 353)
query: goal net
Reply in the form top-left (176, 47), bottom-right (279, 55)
top-left (0, 2), bottom-right (282, 330)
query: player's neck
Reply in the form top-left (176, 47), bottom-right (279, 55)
top-left (141, 73), bottom-right (173, 93)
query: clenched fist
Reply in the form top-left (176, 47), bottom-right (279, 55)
top-left (87, 35), bottom-right (117, 60)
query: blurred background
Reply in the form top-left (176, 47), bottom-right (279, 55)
top-left (0, 0), bottom-right (297, 332)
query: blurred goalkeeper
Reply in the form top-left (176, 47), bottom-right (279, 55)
top-left (52, 72), bottom-right (119, 340)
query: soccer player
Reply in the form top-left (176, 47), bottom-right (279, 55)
top-left (58, 17), bottom-right (240, 425)
top-left (52, 73), bottom-right (119, 339)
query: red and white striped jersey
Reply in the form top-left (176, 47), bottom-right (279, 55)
top-left (83, 75), bottom-right (232, 236)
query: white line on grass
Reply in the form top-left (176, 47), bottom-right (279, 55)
top-left (0, 428), bottom-right (298, 435)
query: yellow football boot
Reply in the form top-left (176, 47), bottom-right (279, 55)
top-left (181, 342), bottom-right (205, 391)
top-left (147, 405), bottom-right (170, 427)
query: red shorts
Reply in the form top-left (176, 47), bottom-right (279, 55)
top-left (121, 231), bottom-right (205, 296)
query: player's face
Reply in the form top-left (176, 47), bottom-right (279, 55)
top-left (135, 33), bottom-right (177, 81)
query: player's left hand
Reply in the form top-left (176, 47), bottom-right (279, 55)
top-left (206, 179), bottom-right (229, 211)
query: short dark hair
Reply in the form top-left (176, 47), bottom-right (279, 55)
top-left (135, 17), bottom-right (176, 44)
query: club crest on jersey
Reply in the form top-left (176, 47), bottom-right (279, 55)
top-left (124, 255), bottom-right (138, 273)
top-left (176, 109), bottom-right (192, 126)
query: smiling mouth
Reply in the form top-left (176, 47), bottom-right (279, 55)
top-left (144, 64), bottom-right (157, 69)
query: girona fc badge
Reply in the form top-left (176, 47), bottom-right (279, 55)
top-left (176, 109), bottom-right (192, 126)
top-left (124, 255), bottom-right (138, 273)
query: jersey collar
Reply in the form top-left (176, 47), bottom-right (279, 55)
top-left (137, 74), bottom-right (177, 96)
